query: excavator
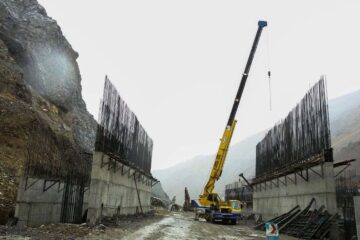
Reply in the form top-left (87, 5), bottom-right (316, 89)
top-left (191, 20), bottom-right (268, 224)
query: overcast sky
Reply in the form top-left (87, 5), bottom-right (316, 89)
top-left (38, 0), bottom-right (360, 170)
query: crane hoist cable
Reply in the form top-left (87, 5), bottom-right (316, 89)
top-left (266, 28), bottom-right (272, 111)
top-left (191, 20), bottom-right (268, 224)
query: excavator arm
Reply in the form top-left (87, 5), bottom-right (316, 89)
top-left (201, 20), bottom-right (267, 197)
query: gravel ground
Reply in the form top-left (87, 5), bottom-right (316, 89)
top-left (0, 211), bottom-right (296, 240)
top-left (89, 211), bottom-right (296, 240)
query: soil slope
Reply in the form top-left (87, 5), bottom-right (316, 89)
top-left (0, 0), bottom-right (96, 223)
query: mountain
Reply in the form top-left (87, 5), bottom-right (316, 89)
top-left (153, 131), bottom-right (266, 204)
top-left (329, 89), bottom-right (360, 123)
top-left (153, 89), bottom-right (360, 204)
top-left (330, 90), bottom-right (360, 170)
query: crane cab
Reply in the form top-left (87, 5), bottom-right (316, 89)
top-left (199, 193), bottom-right (221, 207)
top-left (228, 200), bottom-right (242, 214)
top-left (192, 193), bottom-right (241, 223)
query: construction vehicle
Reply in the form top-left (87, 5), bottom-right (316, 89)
top-left (191, 20), bottom-right (268, 224)
top-left (183, 187), bottom-right (193, 211)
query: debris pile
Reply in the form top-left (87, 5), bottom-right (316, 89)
top-left (101, 211), bottom-right (155, 225)
top-left (151, 196), bottom-right (167, 208)
top-left (151, 182), bottom-right (171, 207)
top-left (168, 196), bottom-right (181, 211)
top-left (254, 198), bottom-right (339, 239)
top-left (0, 223), bottom-right (106, 239)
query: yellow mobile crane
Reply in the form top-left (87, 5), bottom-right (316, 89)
top-left (191, 20), bottom-right (268, 224)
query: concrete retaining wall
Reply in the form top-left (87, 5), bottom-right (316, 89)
top-left (253, 162), bottom-right (336, 220)
top-left (15, 177), bottom-right (64, 227)
top-left (87, 152), bottom-right (152, 224)
top-left (354, 196), bottom-right (360, 240)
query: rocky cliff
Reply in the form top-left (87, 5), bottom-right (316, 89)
top-left (0, 0), bottom-right (96, 223)
top-left (151, 182), bottom-right (171, 206)
top-left (0, 0), bottom-right (96, 152)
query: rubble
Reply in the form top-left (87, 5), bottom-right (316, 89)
top-left (151, 196), bottom-right (167, 208)
top-left (0, 211), bottom-right (163, 239)
top-left (0, 223), bottom-right (105, 239)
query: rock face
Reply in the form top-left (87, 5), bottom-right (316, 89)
top-left (151, 182), bottom-right (171, 206)
top-left (0, 0), bottom-right (96, 152)
top-left (0, 0), bottom-right (96, 223)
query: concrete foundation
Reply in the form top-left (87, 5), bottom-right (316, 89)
top-left (354, 196), bottom-right (360, 239)
top-left (87, 152), bottom-right (153, 224)
top-left (253, 162), bottom-right (336, 220)
top-left (15, 177), bottom-right (64, 227)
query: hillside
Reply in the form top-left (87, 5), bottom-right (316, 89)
top-left (153, 90), bottom-right (360, 204)
top-left (330, 90), bottom-right (360, 170)
top-left (151, 182), bottom-right (171, 205)
top-left (0, 0), bottom-right (96, 223)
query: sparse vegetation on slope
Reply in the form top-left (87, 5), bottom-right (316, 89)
top-left (0, 0), bottom-right (96, 223)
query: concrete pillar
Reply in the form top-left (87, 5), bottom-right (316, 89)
top-left (354, 196), bottom-right (360, 239)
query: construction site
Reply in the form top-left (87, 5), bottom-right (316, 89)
top-left (0, 0), bottom-right (360, 239)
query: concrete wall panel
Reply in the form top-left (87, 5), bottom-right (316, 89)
top-left (15, 177), bottom-right (63, 227)
top-left (87, 152), bottom-right (152, 224)
top-left (253, 162), bottom-right (337, 220)
top-left (354, 196), bottom-right (360, 239)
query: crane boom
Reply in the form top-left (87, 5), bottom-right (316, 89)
top-left (201, 20), bottom-right (267, 197)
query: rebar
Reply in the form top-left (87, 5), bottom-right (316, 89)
top-left (256, 77), bottom-right (331, 178)
top-left (95, 76), bottom-right (153, 174)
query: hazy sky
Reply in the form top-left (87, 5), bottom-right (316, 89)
top-left (38, 0), bottom-right (360, 170)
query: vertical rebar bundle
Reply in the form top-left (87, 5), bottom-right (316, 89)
top-left (256, 77), bottom-right (331, 177)
top-left (335, 169), bottom-right (359, 239)
top-left (95, 76), bottom-right (153, 173)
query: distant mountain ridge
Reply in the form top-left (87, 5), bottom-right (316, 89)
top-left (153, 89), bottom-right (360, 204)
top-left (329, 89), bottom-right (360, 123)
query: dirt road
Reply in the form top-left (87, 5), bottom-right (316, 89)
top-left (1, 212), bottom-right (296, 239)
top-left (106, 212), bottom-right (266, 240)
